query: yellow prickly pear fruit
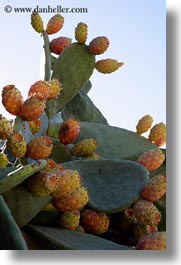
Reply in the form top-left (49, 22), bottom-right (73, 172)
top-left (31, 12), bottom-right (44, 33)
top-left (75, 22), bottom-right (88, 44)
top-left (136, 115), bottom-right (153, 134)
top-left (95, 59), bottom-right (124, 74)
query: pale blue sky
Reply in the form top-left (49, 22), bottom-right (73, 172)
top-left (0, 0), bottom-right (166, 132)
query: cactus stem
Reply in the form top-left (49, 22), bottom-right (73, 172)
top-left (43, 31), bottom-right (51, 81)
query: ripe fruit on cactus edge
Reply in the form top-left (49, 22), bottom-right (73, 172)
top-left (47, 79), bottom-right (62, 99)
top-left (51, 170), bottom-right (81, 198)
top-left (6, 133), bottom-right (27, 158)
top-left (46, 14), bottom-right (64, 35)
top-left (133, 199), bottom-right (161, 226)
top-left (88, 36), bottom-right (109, 55)
top-left (136, 148), bottom-right (165, 171)
top-left (75, 22), bottom-right (88, 44)
top-left (59, 118), bottom-right (80, 145)
top-left (0, 115), bottom-right (13, 140)
top-left (20, 96), bottom-right (45, 121)
top-left (0, 153), bottom-right (9, 168)
top-left (27, 171), bottom-right (58, 197)
top-left (140, 174), bottom-right (166, 202)
top-left (136, 115), bottom-right (153, 134)
top-left (58, 210), bottom-right (80, 231)
top-left (28, 80), bottom-right (50, 100)
top-left (27, 136), bottom-right (53, 160)
top-left (71, 138), bottom-right (97, 157)
top-left (81, 209), bottom-right (109, 235)
top-left (28, 118), bottom-right (41, 134)
top-left (136, 232), bottom-right (166, 250)
top-left (2, 85), bottom-right (23, 115)
top-left (31, 12), bottom-right (44, 33)
top-left (95, 59), bottom-right (124, 74)
top-left (50, 37), bottom-right (72, 55)
top-left (52, 186), bottom-right (89, 211)
top-left (149, 122), bottom-right (166, 147)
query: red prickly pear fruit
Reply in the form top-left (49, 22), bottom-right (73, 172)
top-left (50, 37), bottom-right (72, 55)
top-left (6, 133), bottom-right (27, 158)
top-left (59, 118), bottom-right (80, 145)
top-left (46, 14), bottom-right (64, 35)
top-left (149, 122), bottom-right (166, 147)
top-left (27, 171), bottom-right (58, 197)
top-left (2, 85), bottom-right (24, 115)
top-left (47, 79), bottom-right (63, 99)
top-left (31, 12), bottom-right (44, 33)
top-left (136, 115), bottom-right (153, 134)
top-left (27, 136), bottom-right (53, 160)
top-left (28, 118), bottom-right (41, 134)
top-left (88, 36), bottom-right (109, 55)
top-left (52, 186), bottom-right (89, 211)
top-left (95, 59), bottom-right (124, 74)
top-left (140, 174), bottom-right (166, 202)
top-left (136, 148), bottom-right (165, 171)
top-left (28, 80), bottom-right (50, 100)
top-left (51, 170), bottom-right (81, 198)
top-left (58, 210), bottom-right (80, 231)
top-left (75, 22), bottom-right (88, 44)
top-left (71, 138), bottom-right (97, 157)
top-left (81, 209), bottom-right (109, 235)
top-left (0, 153), bottom-right (9, 168)
top-left (20, 96), bottom-right (45, 121)
top-left (136, 231), bottom-right (166, 250)
top-left (133, 199), bottom-right (161, 226)
top-left (0, 115), bottom-right (13, 140)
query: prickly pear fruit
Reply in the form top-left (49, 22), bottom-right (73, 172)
top-left (140, 174), bottom-right (166, 202)
top-left (28, 118), bottom-right (41, 134)
top-left (136, 231), bottom-right (166, 250)
top-left (20, 96), bottom-right (45, 121)
top-left (149, 122), bottom-right (166, 147)
top-left (85, 153), bottom-right (100, 160)
top-left (136, 149), bottom-right (165, 171)
top-left (52, 186), bottom-right (89, 211)
top-left (28, 80), bottom-right (50, 100)
top-left (75, 22), bottom-right (88, 44)
top-left (46, 14), bottom-right (64, 35)
top-left (2, 85), bottom-right (23, 115)
top-left (88, 36), bottom-right (109, 55)
top-left (27, 136), bottom-right (53, 160)
top-left (0, 153), bottom-right (9, 168)
top-left (71, 138), bottom-right (97, 157)
top-left (59, 118), bottom-right (80, 145)
top-left (81, 209), bottom-right (109, 235)
top-left (47, 79), bottom-right (62, 99)
top-left (58, 210), bottom-right (80, 231)
top-left (0, 115), bottom-right (13, 140)
top-left (133, 222), bottom-right (158, 240)
top-left (6, 133), bottom-right (27, 158)
top-left (50, 37), bottom-right (72, 55)
top-left (31, 12), bottom-right (44, 33)
top-left (136, 115), bottom-right (153, 134)
top-left (95, 59), bottom-right (124, 74)
top-left (133, 199), bottom-right (161, 226)
top-left (43, 159), bottom-right (64, 172)
top-left (51, 170), bottom-right (81, 198)
top-left (27, 171), bottom-right (58, 196)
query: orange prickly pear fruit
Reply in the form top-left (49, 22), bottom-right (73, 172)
top-left (95, 59), bottom-right (124, 74)
top-left (2, 85), bottom-right (24, 115)
top-left (27, 136), bottom-right (53, 160)
top-left (148, 122), bottom-right (166, 147)
top-left (28, 118), bottom-right (41, 134)
top-left (136, 115), bottom-right (153, 134)
top-left (59, 118), bottom-right (80, 145)
top-left (136, 232), bottom-right (166, 250)
top-left (88, 36), bottom-right (109, 55)
top-left (50, 37), bottom-right (72, 55)
top-left (20, 96), bottom-right (45, 121)
top-left (28, 80), bottom-right (50, 100)
top-left (46, 14), bottom-right (64, 35)
top-left (47, 79), bottom-right (63, 99)
top-left (31, 12), bottom-right (44, 33)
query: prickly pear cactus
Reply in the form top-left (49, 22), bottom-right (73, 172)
top-left (0, 13), bottom-right (166, 250)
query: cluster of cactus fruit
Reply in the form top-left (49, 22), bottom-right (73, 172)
top-left (0, 13), bottom-right (166, 250)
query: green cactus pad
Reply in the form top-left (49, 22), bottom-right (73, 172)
top-left (0, 195), bottom-right (27, 249)
top-left (3, 184), bottom-right (51, 227)
top-left (61, 89), bottom-right (108, 124)
top-left (48, 139), bottom-right (73, 163)
top-left (46, 43), bottom-right (95, 117)
top-left (76, 122), bottom-right (157, 160)
top-left (13, 116), bottom-right (33, 144)
top-left (0, 160), bottom-right (47, 194)
top-left (26, 225), bottom-right (131, 250)
top-left (63, 160), bottom-right (149, 213)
